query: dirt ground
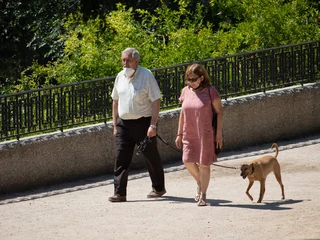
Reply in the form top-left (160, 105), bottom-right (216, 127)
top-left (0, 134), bottom-right (320, 240)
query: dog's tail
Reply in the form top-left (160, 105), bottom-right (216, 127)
top-left (271, 143), bottom-right (279, 158)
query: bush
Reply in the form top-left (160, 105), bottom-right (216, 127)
top-left (17, 0), bottom-right (320, 91)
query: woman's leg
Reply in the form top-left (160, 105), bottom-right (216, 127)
top-left (198, 164), bottom-right (211, 206)
top-left (184, 162), bottom-right (201, 200)
top-left (184, 162), bottom-right (200, 182)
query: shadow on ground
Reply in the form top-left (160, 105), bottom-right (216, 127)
top-left (151, 196), bottom-right (306, 211)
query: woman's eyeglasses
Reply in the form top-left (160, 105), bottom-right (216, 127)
top-left (186, 76), bottom-right (200, 82)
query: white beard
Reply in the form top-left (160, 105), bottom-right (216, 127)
top-left (124, 67), bottom-right (135, 77)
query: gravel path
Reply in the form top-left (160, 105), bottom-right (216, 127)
top-left (1, 134), bottom-right (320, 240)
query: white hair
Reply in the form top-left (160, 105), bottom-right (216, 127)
top-left (122, 48), bottom-right (140, 60)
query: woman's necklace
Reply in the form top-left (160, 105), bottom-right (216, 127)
top-left (191, 84), bottom-right (203, 92)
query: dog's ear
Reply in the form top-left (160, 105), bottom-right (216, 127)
top-left (250, 163), bottom-right (255, 174)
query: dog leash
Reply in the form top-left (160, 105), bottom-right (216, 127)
top-left (156, 134), bottom-right (238, 170)
top-left (211, 163), bottom-right (238, 170)
top-left (156, 134), bottom-right (182, 153)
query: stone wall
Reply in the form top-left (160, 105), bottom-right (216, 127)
top-left (0, 82), bottom-right (319, 194)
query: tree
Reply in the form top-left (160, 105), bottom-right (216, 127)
top-left (0, 0), bottom-right (79, 93)
top-left (1, 0), bottom-right (320, 93)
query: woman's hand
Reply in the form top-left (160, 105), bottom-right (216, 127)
top-left (175, 135), bottom-right (182, 149)
top-left (216, 130), bottom-right (223, 149)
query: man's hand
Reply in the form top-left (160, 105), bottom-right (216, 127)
top-left (147, 126), bottom-right (157, 138)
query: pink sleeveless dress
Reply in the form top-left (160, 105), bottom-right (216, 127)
top-left (179, 86), bottom-right (220, 166)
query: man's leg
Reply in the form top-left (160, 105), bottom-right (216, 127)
top-left (143, 136), bottom-right (165, 192)
top-left (113, 120), bottom-right (135, 196)
top-left (130, 117), bottom-right (165, 196)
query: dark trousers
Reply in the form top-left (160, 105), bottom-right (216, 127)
top-left (114, 117), bottom-right (165, 196)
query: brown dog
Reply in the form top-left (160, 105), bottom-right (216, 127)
top-left (240, 143), bottom-right (285, 203)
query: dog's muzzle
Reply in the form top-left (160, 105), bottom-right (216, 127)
top-left (240, 172), bottom-right (248, 179)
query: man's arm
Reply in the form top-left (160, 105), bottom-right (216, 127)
top-left (148, 98), bottom-right (160, 137)
top-left (150, 98), bottom-right (160, 125)
top-left (112, 100), bottom-right (119, 136)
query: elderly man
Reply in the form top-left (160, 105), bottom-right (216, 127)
top-left (108, 48), bottom-right (166, 202)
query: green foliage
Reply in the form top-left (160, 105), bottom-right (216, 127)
top-left (243, 0), bottom-right (320, 47)
top-left (0, 0), bottom-right (79, 92)
top-left (9, 0), bottom-right (320, 92)
top-left (212, 0), bottom-right (320, 55)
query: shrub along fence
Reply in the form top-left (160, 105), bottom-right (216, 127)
top-left (1, 40), bottom-right (319, 142)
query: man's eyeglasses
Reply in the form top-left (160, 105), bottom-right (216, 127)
top-left (186, 76), bottom-right (200, 82)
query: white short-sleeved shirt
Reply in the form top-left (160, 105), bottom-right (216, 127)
top-left (111, 65), bottom-right (161, 120)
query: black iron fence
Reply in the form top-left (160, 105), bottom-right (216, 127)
top-left (1, 40), bottom-right (320, 141)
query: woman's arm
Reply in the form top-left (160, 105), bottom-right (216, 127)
top-left (213, 98), bottom-right (224, 148)
top-left (175, 109), bottom-right (184, 149)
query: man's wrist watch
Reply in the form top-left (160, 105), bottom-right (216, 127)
top-left (150, 124), bottom-right (157, 130)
